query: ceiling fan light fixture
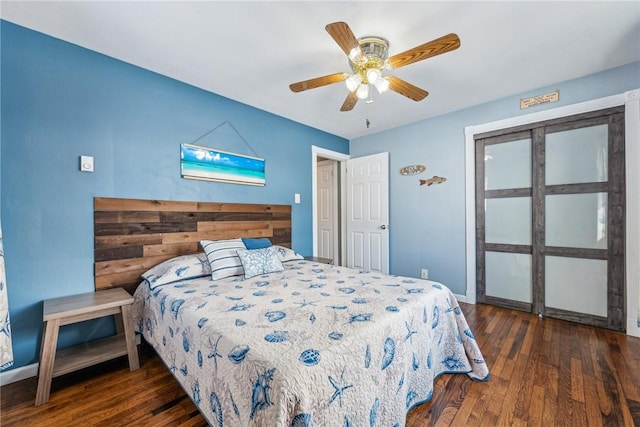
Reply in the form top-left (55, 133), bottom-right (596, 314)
top-left (366, 68), bottom-right (381, 84)
top-left (374, 76), bottom-right (390, 94)
top-left (356, 83), bottom-right (369, 100)
top-left (345, 74), bottom-right (362, 92)
top-left (348, 47), bottom-right (362, 62)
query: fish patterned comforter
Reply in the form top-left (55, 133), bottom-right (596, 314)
top-left (132, 260), bottom-right (489, 427)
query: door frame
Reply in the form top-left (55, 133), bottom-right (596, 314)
top-left (311, 146), bottom-right (350, 266)
top-left (316, 159), bottom-right (339, 264)
top-left (464, 88), bottom-right (640, 337)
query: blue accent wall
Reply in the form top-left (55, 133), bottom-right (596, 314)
top-left (0, 21), bottom-right (348, 370)
top-left (351, 61), bottom-right (640, 296)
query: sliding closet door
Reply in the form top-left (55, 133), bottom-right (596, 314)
top-left (476, 132), bottom-right (534, 312)
top-left (476, 107), bottom-right (625, 331)
top-left (542, 115), bottom-right (625, 329)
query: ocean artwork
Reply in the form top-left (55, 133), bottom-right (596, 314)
top-left (181, 143), bottom-right (266, 186)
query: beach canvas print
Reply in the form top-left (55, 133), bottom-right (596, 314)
top-left (181, 143), bottom-right (266, 186)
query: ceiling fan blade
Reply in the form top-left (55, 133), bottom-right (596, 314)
top-left (340, 91), bottom-right (358, 112)
top-left (388, 33), bottom-right (460, 69)
top-left (387, 76), bottom-right (429, 101)
top-left (289, 73), bottom-right (347, 93)
top-left (326, 21), bottom-right (363, 59)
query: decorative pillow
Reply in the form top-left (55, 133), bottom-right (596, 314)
top-left (236, 247), bottom-right (284, 279)
top-left (142, 253), bottom-right (211, 289)
top-left (273, 245), bottom-right (304, 263)
top-left (242, 237), bottom-right (272, 250)
top-left (201, 239), bottom-right (246, 280)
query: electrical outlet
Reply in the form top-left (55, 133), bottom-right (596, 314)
top-left (421, 268), bottom-right (429, 279)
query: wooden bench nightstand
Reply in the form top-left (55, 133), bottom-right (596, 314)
top-left (35, 288), bottom-right (139, 406)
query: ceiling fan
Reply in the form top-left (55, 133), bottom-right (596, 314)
top-left (289, 22), bottom-right (460, 112)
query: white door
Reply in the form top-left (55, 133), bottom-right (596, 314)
top-left (346, 152), bottom-right (389, 273)
top-left (317, 160), bottom-right (339, 264)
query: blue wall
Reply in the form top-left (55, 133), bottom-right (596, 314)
top-left (0, 21), bottom-right (348, 370)
top-left (351, 61), bottom-right (640, 296)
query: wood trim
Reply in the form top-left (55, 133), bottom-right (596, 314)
top-left (531, 127), bottom-right (545, 316)
top-left (482, 295), bottom-right (532, 312)
top-left (545, 182), bottom-right (608, 195)
top-left (475, 140), bottom-right (487, 303)
top-left (480, 130), bottom-right (532, 146)
top-left (544, 307), bottom-right (609, 329)
top-left (607, 112), bottom-right (626, 330)
top-left (483, 243), bottom-right (532, 254)
top-left (544, 246), bottom-right (608, 260)
top-left (485, 188), bottom-right (532, 198)
top-left (94, 197), bottom-right (292, 292)
top-left (473, 105), bottom-right (625, 140)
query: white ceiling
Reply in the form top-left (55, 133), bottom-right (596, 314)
top-left (2, 1), bottom-right (639, 139)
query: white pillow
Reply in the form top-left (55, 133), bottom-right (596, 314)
top-left (273, 245), bottom-right (304, 263)
top-left (236, 247), bottom-right (284, 279)
top-left (201, 239), bottom-right (246, 280)
top-left (142, 253), bottom-right (211, 289)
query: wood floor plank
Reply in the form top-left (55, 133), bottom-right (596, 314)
top-left (512, 349), bottom-right (539, 421)
top-left (518, 314), bottom-right (538, 356)
top-left (571, 357), bottom-right (585, 403)
top-left (527, 384), bottom-right (545, 427)
top-left (610, 333), bottom-right (640, 403)
top-left (446, 380), bottom-right (480, 425)
top-left (583, 372), bottom-right (604, 427)
top-left (2, 303), bottom-right (640, 427)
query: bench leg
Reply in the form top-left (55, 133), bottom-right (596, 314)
top-left (120, 305), bottom-right (139, 371)
top-left (35, 318), bottom-right (60, 406)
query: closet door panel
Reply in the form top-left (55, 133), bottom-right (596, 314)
top-left (545, 124), bottom-right (608, 185)
top-left (485, 197), bottom-right (532, 245)
top-left (545, 193), bottom-right (607, 249)
top-left (485, 252), bottom-right (532, 303)
top-left (484, 138), bottom-right (531, 190)
top-left (545, 256), bottom-right (607, 317)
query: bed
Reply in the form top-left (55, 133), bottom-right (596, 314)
top-left (94, 197), bottom-right (489, 427)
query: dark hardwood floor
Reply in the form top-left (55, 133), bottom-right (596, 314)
top-left (2, 303), bottom-right (639, 426)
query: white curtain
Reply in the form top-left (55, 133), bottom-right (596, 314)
top-left (0, 219), bottom-right (13, 370)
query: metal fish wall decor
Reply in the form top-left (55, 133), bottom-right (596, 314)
top-left (419, 176), bottom-right (447, 186)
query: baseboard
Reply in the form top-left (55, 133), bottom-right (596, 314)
top-left (627, 315), bottom-right (640, 338)
top-left (454, 293), bottom-right (468, 304)
top-left (0, 362), bottom-right (38, 386)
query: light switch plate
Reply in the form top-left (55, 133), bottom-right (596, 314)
top-left (80, 155), bottom-right (94, 172)
top-left (294, 193), bottom-right (301, 204)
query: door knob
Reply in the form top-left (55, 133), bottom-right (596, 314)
top-left (379, 225), bottom-right (387, 230)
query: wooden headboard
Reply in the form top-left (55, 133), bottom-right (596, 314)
top-left (94, 197), bottom-right (292, 293)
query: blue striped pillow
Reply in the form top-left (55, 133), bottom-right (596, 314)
top-left (200, 239), bottom-right (245, 280)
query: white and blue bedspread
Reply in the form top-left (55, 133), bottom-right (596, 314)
top-left (132, 260), bottom-right (489, 426)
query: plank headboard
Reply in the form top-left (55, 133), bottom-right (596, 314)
top-left (94, 197), bottom-right (292, 293)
